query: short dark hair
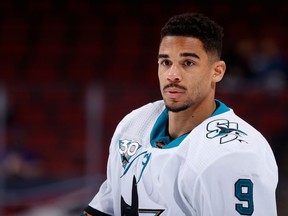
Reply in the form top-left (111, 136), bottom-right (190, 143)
top-left (160, 13), bottom-right (224, 59)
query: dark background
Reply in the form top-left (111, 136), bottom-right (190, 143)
top-left (0, 0), bottom-right (287, 215)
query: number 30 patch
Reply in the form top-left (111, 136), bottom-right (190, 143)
top-left (235, 179), bottom-right (254, 215)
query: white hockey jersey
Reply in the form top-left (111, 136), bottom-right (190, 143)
top-left (88, 100), bottom-right (278, 216)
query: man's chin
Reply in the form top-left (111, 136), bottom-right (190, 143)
top-left (165, 104), bottom-right (189, 113)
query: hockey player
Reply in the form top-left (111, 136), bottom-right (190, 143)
top-left (82, 13), bottom-right (278, 216)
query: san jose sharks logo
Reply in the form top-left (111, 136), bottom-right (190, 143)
top-left (206, 119), bottom-right (248, 144)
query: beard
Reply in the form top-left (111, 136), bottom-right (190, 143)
top-left (166, 104), bottom-right (189, 112)
top-left (162, 83), bottom-right (195, 112)
top-left (165, 99), bottom-right (192, 113)
top-left (162, 83), bottom-right (189, 112)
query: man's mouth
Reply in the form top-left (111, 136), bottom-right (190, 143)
top-left (163, 86), bottom-right (186, 99)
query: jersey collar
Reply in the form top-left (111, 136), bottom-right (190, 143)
top-left (150, 100), bottom-right (230, 149)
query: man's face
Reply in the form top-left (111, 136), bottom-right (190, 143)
top-left (158, 36), bottom-right (218, 112)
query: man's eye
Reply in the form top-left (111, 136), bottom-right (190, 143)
top-left (161, 60), bottom-right (171, 66)
top-left (184, 61), bottom-right (194, 66)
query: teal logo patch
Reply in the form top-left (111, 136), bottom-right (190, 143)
top-left (118, 139), bottom-right (151, 183)
top-left (206, 119), bottom-right (248, 144)
top-left (119, 139), bottom-right (142, 169)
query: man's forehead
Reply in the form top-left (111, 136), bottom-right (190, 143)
top-left (160, 35), bottom-right (202, 45)
top-left (160, 36), bottom-right (203, 49)
top-left (159, 36), bottom-right (204, 59)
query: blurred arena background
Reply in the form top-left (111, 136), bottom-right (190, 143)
top-left (0, 0), bottom-right (287, 215)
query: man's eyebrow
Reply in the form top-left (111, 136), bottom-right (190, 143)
top-left (158, 53), bottom-right (200, 59)
top-left (158, 54), bottom-right (169, 59)
top-left (180, 52), bottom-right (200, 59)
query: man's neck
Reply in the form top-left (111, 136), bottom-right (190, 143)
top-left (168, 100), bottom-right (216, 139)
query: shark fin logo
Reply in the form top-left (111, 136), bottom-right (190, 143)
top-left (121, 176), bottom-right (165, 216)
top-left (206, 119), bottom-right (248, 144)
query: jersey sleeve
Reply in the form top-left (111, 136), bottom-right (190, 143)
top-left (82, 206), bottom-right (110, 216)
top-left (85, 140), bottom-right (116, 215)
top-left (187, 152), bottom-right (278, 216)
top-left (83, 107), bottom-right (147, 215)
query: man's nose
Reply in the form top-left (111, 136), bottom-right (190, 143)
top-left (167, 65), bottom-right (182, 82)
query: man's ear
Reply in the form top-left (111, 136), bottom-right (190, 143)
top-left (212, 60), bottom-right (226, 82)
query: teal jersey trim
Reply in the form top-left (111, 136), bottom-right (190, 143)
top-left (211, 99), bottom-right (230, 117)
top-left (150, 100), bottom-right (230, 149)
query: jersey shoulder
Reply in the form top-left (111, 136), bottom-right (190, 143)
top-left (186, 109), bottom-right (276, 174)
top-left (113, 100), bottom-right (165, 139)
top-left (207, 108), bottom-right (267, 146)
